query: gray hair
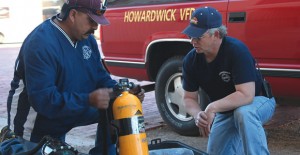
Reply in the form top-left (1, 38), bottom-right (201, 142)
top-left (207, 25), bottom-right (227, 38)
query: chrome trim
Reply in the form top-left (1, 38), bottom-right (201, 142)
top-left (105, 59), bottom-right (145, 65)
top-left (260, 68), bottom-right (300, 78)
top-left (105, 60), bottom-right (145, 68)
top-left (260, 68), bottom-right (300, 72)
top-left (104, 60), bottom-right (300, 78)
top-left (105, 61), bottom-right (300, 73)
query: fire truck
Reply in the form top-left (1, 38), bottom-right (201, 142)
top-left (100, 0), bottom-right (300, 136)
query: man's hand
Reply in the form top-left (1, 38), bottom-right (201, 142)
top-left (89, 88), bottom-right (113, 109)
top-left (136, 88), bottom-right (145, 102)
top-left (194, 111), bottom-right (210, 137)
top-left (194, 111), bottom-right (208, 128)
top-left (194, 110), bottom-right (215, 137)
top-left (129, 85), bottom-right (145, 102)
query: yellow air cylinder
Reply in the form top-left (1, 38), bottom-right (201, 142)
top-left (113, 91), bottom-right (149, 155)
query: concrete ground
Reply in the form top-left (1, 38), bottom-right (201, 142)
top-left (1, 43), bottom-right (300, 154)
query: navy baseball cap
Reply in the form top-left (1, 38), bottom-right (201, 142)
top-left (182, 6), bottom-right (222, 38)
top-left (65, 0), bottom-right (109, 25)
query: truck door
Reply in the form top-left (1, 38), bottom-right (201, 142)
top-left (227, 0), bottom-right (300, 98)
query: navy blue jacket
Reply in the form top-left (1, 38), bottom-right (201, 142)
top-left (7, 17), bottom-right (116, 142)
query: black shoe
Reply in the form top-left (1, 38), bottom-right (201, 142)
top-left (0, 126), bottom-right (16, 142)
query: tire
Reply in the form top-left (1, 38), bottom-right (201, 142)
top-left (155, 56), bottom-right (210, 136)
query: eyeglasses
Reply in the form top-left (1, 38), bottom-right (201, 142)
top-left (189, 31), bottom-right (208, 42)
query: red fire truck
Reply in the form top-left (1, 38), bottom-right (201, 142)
top-left (100, 0), bottom-right (300, 136)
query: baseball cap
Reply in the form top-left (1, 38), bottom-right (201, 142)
top-left (65, 0), bottom-right (109, 25)
top-left (182, 6), bottom-right (222, 38)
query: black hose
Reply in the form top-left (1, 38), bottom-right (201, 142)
top-left (15, 136), bottom-right (49, 155)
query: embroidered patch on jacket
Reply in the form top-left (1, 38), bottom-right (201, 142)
top-left (219, 71), bottom-right (231, 82)
top-left (82, 45), bottom-right (92, 60)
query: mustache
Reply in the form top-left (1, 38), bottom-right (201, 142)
top-left (85, 30), bottom-right (95, 35)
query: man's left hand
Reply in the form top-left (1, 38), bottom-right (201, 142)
top-left (136, 89), bottom-right (145, 102)
top-left (129, 85), bottom-right (145, 102)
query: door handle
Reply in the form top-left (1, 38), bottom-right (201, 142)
top-left (229, 12), bottom-right (246, 23)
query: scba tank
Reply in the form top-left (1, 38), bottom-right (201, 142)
top-left (112, 79), bottom-right (149, 155)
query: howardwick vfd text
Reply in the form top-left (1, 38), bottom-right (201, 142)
top-left (124, 8), bottom-right (195, 22)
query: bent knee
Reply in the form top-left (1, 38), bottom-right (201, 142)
top-left (233, 106), bottom-right (256, 124)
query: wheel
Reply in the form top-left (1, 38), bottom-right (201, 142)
top-left (155, 56), bottom-right (210, 136)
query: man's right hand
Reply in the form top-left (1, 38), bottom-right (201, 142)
top-left (89, 88), bottom-right (113, 109)
top-left (195, 111), bottom-right (210, 137)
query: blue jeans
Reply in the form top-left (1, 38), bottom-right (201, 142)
top-left (207, 96), bottom-right (276, 155)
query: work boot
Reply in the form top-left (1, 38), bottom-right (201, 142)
top-left (0, 126), bottom-right (16, 142)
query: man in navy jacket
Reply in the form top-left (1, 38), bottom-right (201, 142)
top-left (3, 0), bottom-right (144, 154)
